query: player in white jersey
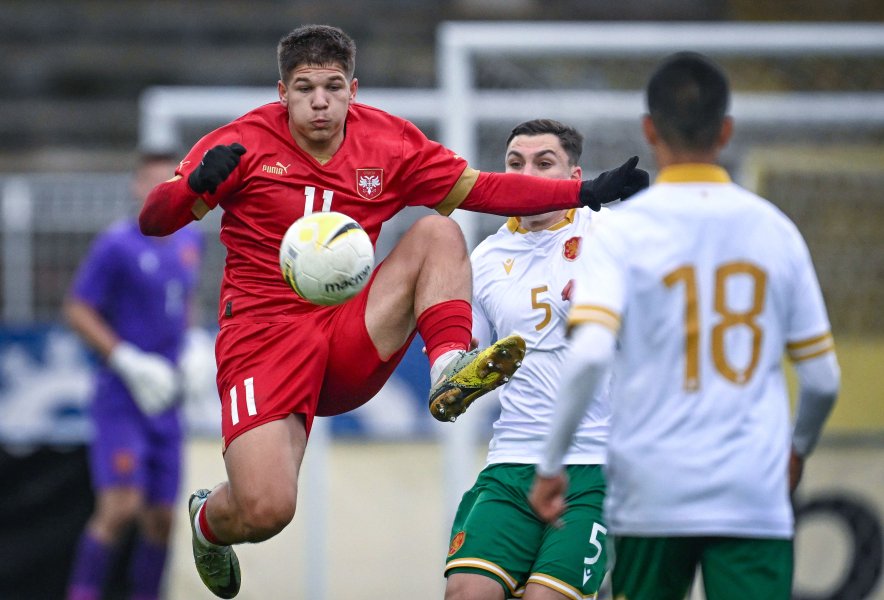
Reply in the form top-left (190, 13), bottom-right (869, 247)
top-left (529, 53), bottom-right (840, 600)
top-left (444, 119), bottom-right (621, 600)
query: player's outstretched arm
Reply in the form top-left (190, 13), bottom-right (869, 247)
top-left (459, 156), bottom-right (648, 216)
top-left (140, 143), bottom-right (246, 237)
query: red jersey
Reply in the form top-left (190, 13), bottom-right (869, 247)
top-left (177, 102), bottom-right (471, 323)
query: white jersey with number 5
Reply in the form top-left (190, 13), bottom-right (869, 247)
top-left (569, 164), bottom-right (834, 538)
top-left (472, 207), bottom-right (610, 466)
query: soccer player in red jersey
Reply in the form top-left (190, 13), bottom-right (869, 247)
top-left (139, 25), bottom-right (647, 598)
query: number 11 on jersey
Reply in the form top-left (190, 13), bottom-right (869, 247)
top-left (304, 186), bottom-right (334, 214)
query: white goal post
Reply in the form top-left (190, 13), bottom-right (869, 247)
top-left (437, 21), bottom-right (884, 165)
top-left (137, 21), bottom-right (884, 599)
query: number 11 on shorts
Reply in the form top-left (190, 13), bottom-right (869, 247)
top-left (230, 377), bottom-right (257, 425)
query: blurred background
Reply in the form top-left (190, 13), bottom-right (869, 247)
top-left (0, 1), bottom-right (882, 599)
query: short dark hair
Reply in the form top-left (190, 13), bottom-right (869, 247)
top-left (506, 119), bottom-right (584, 166)
top-left (277, 25), bottom-right (356, 83)
top-left (646, 52), bottom-right (730, 152)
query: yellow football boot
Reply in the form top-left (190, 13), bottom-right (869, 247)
top-left (428, 334), bottom-right (526, 422)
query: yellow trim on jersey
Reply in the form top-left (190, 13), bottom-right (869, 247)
top-left (435, 166), bottom-right (480, 216)
top-left (164, 173), bottom-right (210, 221)
top-left (506, 208), bottom-right (577, 234)
top-left (445, 557), bottom-right (518, 594)
top-left (191, 198), bottom-right (211, 220)
top-left (656, 163), bottom-right (732, 184)
top-left (787, 332), bottom-right (835, 362)
top-left (568, 304), bottom-right (621, 332)
top-left (524, 572), bottom-right (598, 600)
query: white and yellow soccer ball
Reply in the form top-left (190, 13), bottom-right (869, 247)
top-left (279, 211), bottom-right (375, 306)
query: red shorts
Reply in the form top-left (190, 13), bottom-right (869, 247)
top-left (214, 273), bottom-right (416, 451)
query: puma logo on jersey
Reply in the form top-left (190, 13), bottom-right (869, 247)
top-left (262, 162), bottom-right (291, 175)
top-left (503, 258), bottom-right (515, 274)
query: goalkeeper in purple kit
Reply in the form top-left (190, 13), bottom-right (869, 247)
top-left (64, 152), bottom-right (203, 600)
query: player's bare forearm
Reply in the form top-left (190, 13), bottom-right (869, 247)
top-left (529, 472), bottom-right (568, 524)
top-left (789, 447), bottom-right (805, 493)
top-left (62, 297), bottom-right (120, 359)
top-left (139, 177), bottom-right (199, 236)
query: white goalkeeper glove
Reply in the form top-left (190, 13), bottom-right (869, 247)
top-left (108, 342), bottom-right (180, 415)
top-left (179, 327), bottom-right (218, 402)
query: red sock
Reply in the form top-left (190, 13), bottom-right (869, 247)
top-left (197, 502), bottom-right (223, 545)
top-left (417, 299), bottom-right (472, 365)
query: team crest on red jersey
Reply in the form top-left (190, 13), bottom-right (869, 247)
top-left (563, 236), bottom-right (582, 261)
top-left (356, 168), bottom-right (384, 200)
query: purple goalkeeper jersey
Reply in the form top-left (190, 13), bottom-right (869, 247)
top-left (71, 219), bottom-right (202, 412)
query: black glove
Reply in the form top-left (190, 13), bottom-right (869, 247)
top-left (578, 156), bottom-right (650, 211)
top-left (187, 143), bottom-right (247, 194)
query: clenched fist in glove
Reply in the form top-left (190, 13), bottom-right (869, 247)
top-left (109, 342), bottom-right (180, 415)
top-left (579, 156), bottom-right (650, 211)
top-left (187, 143), bottom-right (247, 195)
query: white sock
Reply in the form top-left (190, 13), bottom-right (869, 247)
top-left (430, 349), bottom-right (463, 383)
top-left (194, 503), bottom-right (221, 548)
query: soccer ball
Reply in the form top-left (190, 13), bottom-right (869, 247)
top-left (279, 211), bottom-right (375, 306)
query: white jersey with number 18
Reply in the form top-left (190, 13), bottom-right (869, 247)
top-left (569, 164), bottom-right (834, 538)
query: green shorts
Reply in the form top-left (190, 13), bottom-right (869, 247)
top-left (612, 535), bottom-right (793, 600)
top-left (445, 463), bottom-right (607, 599)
